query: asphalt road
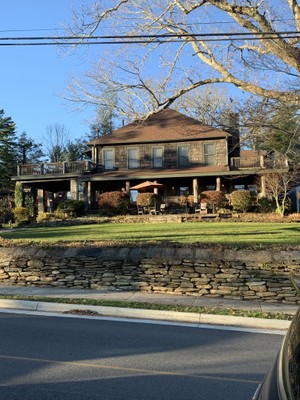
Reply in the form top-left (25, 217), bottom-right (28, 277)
top-left (0, 313), bottom-right (284, 400)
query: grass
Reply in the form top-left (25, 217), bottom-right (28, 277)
top-left (0, 221), bottom-right (300, 246)
top-left (0, 294), bottom-right (293, 320)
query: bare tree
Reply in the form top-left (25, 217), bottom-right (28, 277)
top-left (65, 0), bottom-right (300, 120)
top-left (43, 124), bottom-right (70, 162)
top-left (173, 87), bottom-right (237, 127)
top-left (263, 166), bottom-right (300, 216)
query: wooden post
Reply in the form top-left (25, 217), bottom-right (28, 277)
top-left (193, 178), bottom-right (199, 203)
top-left (70, 179), bottom-right (78, 200)
top-left (82, 181), bottom-right (91, 211)
top-left (260, 175), bottom-right (266, 197)
top-left (37, 189), bottom-right (45, 213)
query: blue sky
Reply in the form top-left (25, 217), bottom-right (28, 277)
top-left (1, 1), bottom-right (96, 143)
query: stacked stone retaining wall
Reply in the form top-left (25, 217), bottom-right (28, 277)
top-left (0, 246), bottom-right (299, 304)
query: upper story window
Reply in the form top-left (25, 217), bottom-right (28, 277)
top-left (152, 146), bottom-right (164, 168)
top-left (203, 143), bottom-right (216, 165)
top-left (178, 145), bottom-right (190, 167)
top-left (103, 148), bottom-right (115, 170)
top-left (127, 147), bottom-right (140, 169)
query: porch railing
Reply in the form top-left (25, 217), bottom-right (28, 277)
top-left (17, 160), bottom-right (101, 176)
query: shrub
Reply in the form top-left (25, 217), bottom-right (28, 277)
top-left (187, 195), bottom-right (195, 207)
top-left (14, 182), bottom-right (23, 208)
top-left (13, 207), bottom-right (31, 225)
top-left (36, 212), bottom-right (54, 223)
top-left (136, 192), bottom-right (160, 207)
top-left (54, 209), bottom-right (66, 220)
top-left (230, 190), bottom-right (253, 213)
top-left (257, 197), bottom-right (276, 213)
top-left (0, 199), bottom-right (13, 223)
top-left (24, 193), bottom-right (36, 217)
top-left (57, 200), bottom-right (85, 217)
top-left (0, 209), bottom-right (13, 224)
top-left (201, 190), bottom-right (227, 212)
top-left (98, 191), bottom-right (130, 215)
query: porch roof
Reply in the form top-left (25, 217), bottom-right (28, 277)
top-left (86, 165), bottom-right (237, 181)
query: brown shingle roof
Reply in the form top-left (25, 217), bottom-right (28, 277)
top-left (89, 108), bottom-right (230, 145)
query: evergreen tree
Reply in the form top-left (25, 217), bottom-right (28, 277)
top-left (0, 109), bottom-right (17, 190)
top-left (249, 104), bottom-right (300, 163)
top-left (263, 106), bottom-right (300, 163)
top-left (65, 138), bottom-right (88, 161)
top-left (16, 131), bottom-right (44, 164)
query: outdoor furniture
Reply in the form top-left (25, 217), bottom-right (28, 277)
top-left (200, 202), bottom-right (208, 213)
top-left (149, 202), bottom-right (160, 215)
top-left (137, 206), bottom-right (144, 215)
top-left (160, 203), bottom-right (167, 214)
top-left (195, 202), bottom-right (208, 214)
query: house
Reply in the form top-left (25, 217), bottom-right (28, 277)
top-left (12, 108), bottom-right (287, 213)
top-left (288, 186), bottom-right (300, 213)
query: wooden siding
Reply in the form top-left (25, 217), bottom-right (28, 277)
top-left (98, 139), bottom-right (228, 170)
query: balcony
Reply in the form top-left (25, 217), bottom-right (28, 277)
top-left (16, 160), bottom-right (101, 177)
top-left (230, 156), bottom-right (288, 170)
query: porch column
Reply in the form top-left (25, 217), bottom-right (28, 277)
top-left (260, 175), bottom-right (267, 197)
top-left (37, 189), bottom-right (45, 213)
top-left (216, 177), bottom-right (221, 191)
top-left (193, 178), bottom-right (199, 203)
top-left (70, 179), bottom-right (78, 200)
top-left (82, 181), bottom-right (91, 211)
top-left (47, 192), bottom-right (54, 212)
top-left (153, 180), bottom-right (158, 195)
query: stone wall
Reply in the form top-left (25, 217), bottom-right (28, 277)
top-left (0, 246), bottom-right (299, 304)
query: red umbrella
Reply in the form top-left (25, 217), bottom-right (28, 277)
top-left (130, 180), bottom-right (164, 191)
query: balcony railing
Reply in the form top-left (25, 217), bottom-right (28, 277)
top-left (17, 160), bottom-right (101, 176)
top-left (230, 156), bottom-right (262, 170)
top-left (230, 156), bottom-right (288, 170)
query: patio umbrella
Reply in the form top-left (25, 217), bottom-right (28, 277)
top-left (130, 180), bottom-right (164, 191)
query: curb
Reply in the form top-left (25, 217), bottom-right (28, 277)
top-left (0, 299), bottom-right (291, 331)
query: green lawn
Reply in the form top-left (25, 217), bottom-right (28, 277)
top-left (1, 222), bottom-right (300, 246)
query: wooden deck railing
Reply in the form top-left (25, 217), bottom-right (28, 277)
top-left (17, 160), bottom-right (100, 176)
top-left (230, 156), bottom-right (288, 170)
top-left (230, 156), bottom-right (262, 170)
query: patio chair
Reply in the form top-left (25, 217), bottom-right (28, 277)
top-left (160, 203), bottom-right (167, 214)
top-left (149, 202), bottom-right (160, 215)
top-left (137, 206), bottom-right (144, 215)
top-left (195, 202), bottom-right (208, 214)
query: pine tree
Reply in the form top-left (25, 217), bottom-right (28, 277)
top-left (263, 105), bottom-right (300, 163)
top-left (16, 131), bottom-right (44, 164)
top-left (251, 104), bottom-right (300, 163)
top-left (0, 109), bottom-right (17, 190)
